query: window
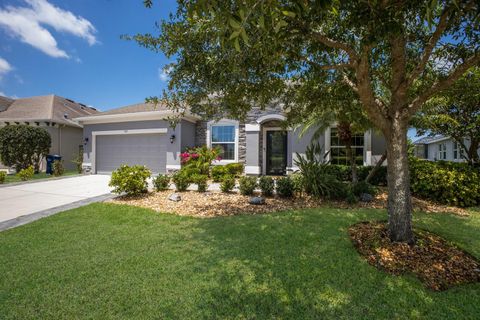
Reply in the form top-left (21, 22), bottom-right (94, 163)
top-left (453, 142), bottom-right (464, 160)
top-left (330, 128), bottom-right (364, 165)
top-left (438, 143), bottom-right (447, 160)
top-left (208, 121), bottom-right (238, 161)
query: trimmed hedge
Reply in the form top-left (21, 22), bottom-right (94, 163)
top-left (322, 165), bottom-right (387, 186)
top-left (409, 158), bottom-right (480, 207)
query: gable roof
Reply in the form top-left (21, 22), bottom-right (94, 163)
top-left (413, 135), bottom-right (450, 145)
top-left (0, 96), bottom-right (14, 112)
top-left (92, 102), bottom-right (169, 116)
top-left (75, 101), bottom-right (199, 124)
top-left (0, 95), bottom-right (98, 127)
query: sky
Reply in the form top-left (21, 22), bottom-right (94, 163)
top-left (0, 0), bottom-right (177, 111)
top-left (0, 0), bottom-right (422, 140)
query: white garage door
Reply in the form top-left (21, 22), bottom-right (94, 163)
top-left (95, 133), bottom-right (167, 174)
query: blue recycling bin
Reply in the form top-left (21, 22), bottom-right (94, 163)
top-left (46, 154), bottom-right (62, 174)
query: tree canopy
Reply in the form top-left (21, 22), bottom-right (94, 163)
top-left (414, 67), bottom-right (480, 165)
top-left (130, 0), bottom-right (480, 242)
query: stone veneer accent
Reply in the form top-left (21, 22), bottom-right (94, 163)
top-left (194, 105), bottom-right (284, 165)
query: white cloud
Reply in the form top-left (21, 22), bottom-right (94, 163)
top-left (0, 0), bottom-right (97, 58)
top-left (0, 57), bottom-right (12, 79)
top-left (158, 66), bottom-right (173, 82)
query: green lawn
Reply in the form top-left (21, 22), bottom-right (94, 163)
top-left (3, 170), bottom-right (79, 184)
top-left (0, 204), bottom-right (479, 319)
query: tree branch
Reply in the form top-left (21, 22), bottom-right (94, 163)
top-left (300, 57), bottom-right (353, 70)
top-left (342, 73), bottom-right (358, 92)
top-left (353, 45), bottom-right (389, 131)
top-left (407, 4), bottom-right (453, 87)
top-left (409, 53), bottom-right (480, 115)
top-left (390, 34), bottom-right (407, 111)
top-left (310, 32), bottom-right (359, 62)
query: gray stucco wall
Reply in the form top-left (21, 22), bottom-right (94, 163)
top-left (82, 120), bottom-right (181, 171)
top-left (180, 120), bottom-right (196, 151)
top-left (371, 130), bottom-right (387, 155)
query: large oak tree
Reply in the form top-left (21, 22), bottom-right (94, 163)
top-left (131, 0), bottom-right (479, 243)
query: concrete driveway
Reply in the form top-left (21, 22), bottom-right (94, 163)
top-left (0, 175), bottom-right (112, 229)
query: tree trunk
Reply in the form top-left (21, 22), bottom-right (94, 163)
top-left (365, 151), bottom-right (387, 184)
top-left (467, 138), bottom-right (479, 166)
top-left (385, 122), bottom-right (414, 243)
top-left (345, 141), bottom-right (358, 183)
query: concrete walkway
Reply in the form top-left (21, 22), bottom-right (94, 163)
top-left (0, 175), bottom-right (113, 230)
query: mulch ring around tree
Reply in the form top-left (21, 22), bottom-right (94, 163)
top-left (349, 221), bottom-right (480, 291)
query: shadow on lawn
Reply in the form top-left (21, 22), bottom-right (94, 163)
top-left (186, 208), bottom-right (476, 319)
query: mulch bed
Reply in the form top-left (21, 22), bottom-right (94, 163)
top-left (349, 221), bottom-right (480, 291)
top-left (111, 191), bottom-right (323, 217)
top-left (110, 188), bottom-right (471, 218)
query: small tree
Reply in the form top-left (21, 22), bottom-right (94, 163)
top-left (0, 125), bottom-right (51, 172)
top-left (288, 80), bottom-right (372, 183)
top-left (414, 67), bottom-right (480, 165)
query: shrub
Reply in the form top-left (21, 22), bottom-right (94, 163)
top-left (153, 174), bottom-right (170, 191)
top-left (410, 158), bottom-right (480, 207)
top-left (52, 160), bottom-right (64, 177)
top-left (181, 166), bottom-right (201, 178)
top-left (258, 176), bottom-right (275, 196)
top-left (295, 148), bottom-right (349, 199)
top-left (352, 181), bottom-right (378, 197)
top-left (109, 165), bottom-right (151, 195)
top-left (16, 166), bottom-right (34, 181)
top-left (239, 176), bottom-right (257, 195)
top-left (172, 170), bottom-right (191, 192)
top-left (220, 175), bottom-right (235, 193)
top-left (323, 164), bottom-right (388, 186)
top-left (181, 145), bottom-right (221, 175)
top-left (0, 125), bottom-right (51, 172)
top-left (225, 163), bottom-right (244, 177)
top-left (276, 176), bottom-right (294, 198)
top-left (0, 171), bottom-right (6, 184)
top-left (290, 173), bottom-right (305, 195)
top-left (71, 151), bottom-right (83, 174)
top-left (192, 174), bottom-right (208, 192)
top-left (211, 165), bottom-right (227, 182)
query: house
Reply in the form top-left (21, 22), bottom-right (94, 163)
top-left (0, 94), bottom-right (98, 172)
top-left (76, 102), bottom-right (387, 175)
top-left (413, 135), bottom-right (479, 162)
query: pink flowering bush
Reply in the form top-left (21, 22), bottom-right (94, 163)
top-left (181, 145), bottom-right (221, 176)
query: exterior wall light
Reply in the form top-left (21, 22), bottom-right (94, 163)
top-left (170, 134), bottom-right (176, 144)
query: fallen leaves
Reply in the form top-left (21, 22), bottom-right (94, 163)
top-left (349, 221), bottom-right (480, 291)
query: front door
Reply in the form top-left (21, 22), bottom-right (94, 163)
top-left (265, 130), bottom-right (287, 175)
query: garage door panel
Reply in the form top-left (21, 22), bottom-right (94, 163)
top-left (96, 134), bottom-right (167, 173)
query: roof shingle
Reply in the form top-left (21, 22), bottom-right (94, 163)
top-left (0, 94), bottom-right (98, 126)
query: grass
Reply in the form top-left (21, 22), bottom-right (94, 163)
top-left (0, 204), bottom-right (479, 319)
top-left (2, 170), bottom-right (79, 184)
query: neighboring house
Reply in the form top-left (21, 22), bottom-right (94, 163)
top-left (0, 95), bottom-right (98, 172)
top-left (76, 102), bottom-right (387, 175)
top-left (413, 135), bottom-right (479, 162)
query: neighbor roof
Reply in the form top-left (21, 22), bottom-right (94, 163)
top-left (414, 135), bottom-right (449, 145)
top-left (0, 95), bottom-right (98, 127)
top-left (0, 96), bottom-right (14, 112)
